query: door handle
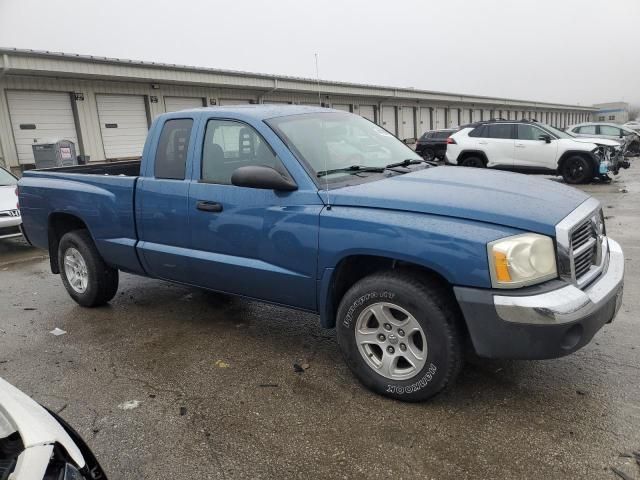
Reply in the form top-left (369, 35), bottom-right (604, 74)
top-left (196, 201), bottom-right (223, 213)
top-left (515, 143), bottom-right (525, 148)
top-left (478, 141), bottom-right (488, 145)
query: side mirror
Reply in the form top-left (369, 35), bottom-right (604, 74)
top-left (231, 165), bottom-right (297, 191)
top-left (619, 131), bottom-right (624, 138)
top-left (539, 134), bottom-right (552, 143)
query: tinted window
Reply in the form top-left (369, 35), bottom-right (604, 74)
top-left (487, 124), bottom-right (513, 139)
top-left (154, 119), bottom-right (193, 180)
top-left (517, 124), bottom-right (547, 140)
top-left (434, 131), bottom-right (450, 139)
top-left (599, 125), bottom-right (621, 136)
top-left (202, 120), bottom-right (280, 184)
top-left (468, 125), bottom-right (487, 137)
top-left (577, 125), bottom-right (596, 135)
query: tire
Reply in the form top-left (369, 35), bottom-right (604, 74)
top-left (422, 148), bottom-right (435, 161)
top-left (460, 156), bottom-right (485, 168)
top-left (58, 230), bottom-right (119, 307)
top-left (561, 155), bottom-right (592, 184)
top-left (336, 270), bottom-right (463, 402)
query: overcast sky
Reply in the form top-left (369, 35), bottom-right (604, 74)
top-left (0, 0), bottom-right (638, 107)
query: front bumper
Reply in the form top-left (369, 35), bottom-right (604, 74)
top-left (0, 214), bottom-right (22, 239)
top-left (454, 239), bottom-right (624, 359)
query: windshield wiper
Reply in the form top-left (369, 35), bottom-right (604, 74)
top-left (316, 165), bottom-right (385, 177)
top-left (385, 158), bottom-right (438, 170)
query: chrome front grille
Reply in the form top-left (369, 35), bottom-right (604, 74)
top-left (0, 209), bottom-right (20, 218)
top-left (556, 198), bottom-right (608, 289)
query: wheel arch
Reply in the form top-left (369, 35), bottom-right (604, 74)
top-left (47, 212), bottom-right (91, 274)
top-left (557, 150), bottom-right (598, 177)
top-left (457, 150), bottom-right (488, 166)
top-left (320, 254), bottom-right (455, 329)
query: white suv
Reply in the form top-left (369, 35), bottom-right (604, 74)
top-left (446, 120), bottom-right (628, 184)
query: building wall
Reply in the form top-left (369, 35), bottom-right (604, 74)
top-left (592, 102), bottom-right (629, 124)
top-left (0, 73), bottom-right (595, 172)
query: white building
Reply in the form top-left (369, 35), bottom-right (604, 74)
top-left (592, 102), bottom-right (629, 124)
top-left (0, 48), bottom-right (595, 174)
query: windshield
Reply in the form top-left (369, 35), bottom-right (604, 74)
top-left (539, 123), bottom-right (574, 139)
top-left (0, 168), bottom-right (17, 186)
top-left (267, 112), bottom-right (422, 183)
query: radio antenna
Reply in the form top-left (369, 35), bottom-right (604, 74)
top-left (315, 53), bottom-right (330, 208)
top-left (315, 53), bottom-right (322, 107)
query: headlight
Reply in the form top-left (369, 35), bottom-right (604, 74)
top-left (488, 233), bottom-right (557, 288)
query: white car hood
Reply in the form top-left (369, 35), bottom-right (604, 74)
top-left (0, 377), bottom-right (85, 468)
top-left (571, 137), bottom-right (622, 147)
top-left (0, 185), bottom-right (19, 212)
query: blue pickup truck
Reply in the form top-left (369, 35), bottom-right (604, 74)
top-left (18, 106), bottom-right (625, 401)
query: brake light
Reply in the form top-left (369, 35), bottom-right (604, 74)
top-left (446, 137), bottom-right (456, 144)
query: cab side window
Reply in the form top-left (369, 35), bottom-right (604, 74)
top-left (577, 125), bottom-right (596, 135)
top-left (517, 124), bottom-right (546, 141)
top-left (155, 119), bottom-right (193, 180)
top-left (487, 124), bottom-right (513, 139)
top-left (201, 120), bottom-right (281, 184)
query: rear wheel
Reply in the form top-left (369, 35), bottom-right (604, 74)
top-left (422, 148), bottom-right (435, 161)
top-left (58, 230), bottom-right (119, 307)
top-left (460, 156), bottom-right (485, 168)
top-left (561, 155), bottom-right (592, 184)
top-left (336, 270), bottom-right (463, 402)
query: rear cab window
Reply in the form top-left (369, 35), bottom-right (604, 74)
top-left (154, 119), bottom-right (194, 180)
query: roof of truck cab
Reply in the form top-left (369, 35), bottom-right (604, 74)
top-left (168, 104), bottom-right (341, 120)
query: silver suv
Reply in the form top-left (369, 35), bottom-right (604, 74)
top-left (566, 122), bottom-right (640, 155)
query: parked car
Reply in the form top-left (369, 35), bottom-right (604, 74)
top-left (0, 376), bottom-right (107, 479)
top-left (623, 120), bottom-right (640, 132)
top-left (415, 129), bottom-right (457, 160)
top-left (446, 119), bottom-right (629, 184)
top-left (18, 106), bottom-right (625, 402)
top-left (0, 166), bottom-right (22, 240)
top-left (566, 122), bottom-right (640, 155)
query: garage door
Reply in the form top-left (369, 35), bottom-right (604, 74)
top-left (418, 107), bottom-right (431, 135)
top-left (472, 109), bottom-right (482, 122)
top-left (6, 90), bottom-right (79, 164)
top-left (434, 108), bottom-right (446, 129)
top-left (381, 106), bottom-right (397, 135)
top-left (399, 107), bottom-right (415, 140)
top-left (332, 104), bottom-right (351, 112)
top-left (482, 109), bottom-right (491, 121)
top-left (97, 94), bottom-right (149, 160)
top-left (447, 108), bottom-right (459, 128)
top-left (219, 99), bottom-right (252, 106)
top-left (359, 105), bottom-right (375, 122)
top-left (164, 96), bottom-right (204, 112)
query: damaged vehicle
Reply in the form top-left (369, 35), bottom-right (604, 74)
top-left (446, 119), bottom-right (629, 183)
top-left (0, 377), bottom-right (107, 479)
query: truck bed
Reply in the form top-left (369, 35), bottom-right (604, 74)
top-left (19, 163), bottom-right (144, 274)
top-left (32, 159), bottom-right (141, 176)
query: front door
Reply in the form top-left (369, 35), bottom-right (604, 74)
top-left (513, 124), bottom-right (558, 169)
top-left (188, 118), bottom-right (321, 310)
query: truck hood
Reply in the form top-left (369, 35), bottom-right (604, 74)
top-left (327, 167), bottom-right (589, 236)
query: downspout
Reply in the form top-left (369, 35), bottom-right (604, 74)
top-left (0, 54), bottom-right (9, 79)
top-left (260, 78), bottom-right (279, 103)
top-left (0, 54), bottom-right (9, 169)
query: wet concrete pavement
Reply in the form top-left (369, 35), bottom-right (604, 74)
top-left (0, 166), bottom-right (639, 479)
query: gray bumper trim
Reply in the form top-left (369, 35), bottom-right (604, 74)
top-left (493, 238), bottom-right (624, 324)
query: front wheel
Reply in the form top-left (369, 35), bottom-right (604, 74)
top-left (561, 155), bottom-right (592, 184)
top-left (58, 230), bottom-right (119, 307)
top-left (460, 156), bottom-right (485, 168)
top-left (336, 271), bottom-right (463, 402)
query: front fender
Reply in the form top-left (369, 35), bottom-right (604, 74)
top-left (317, 207), bottom-right (522, 327)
